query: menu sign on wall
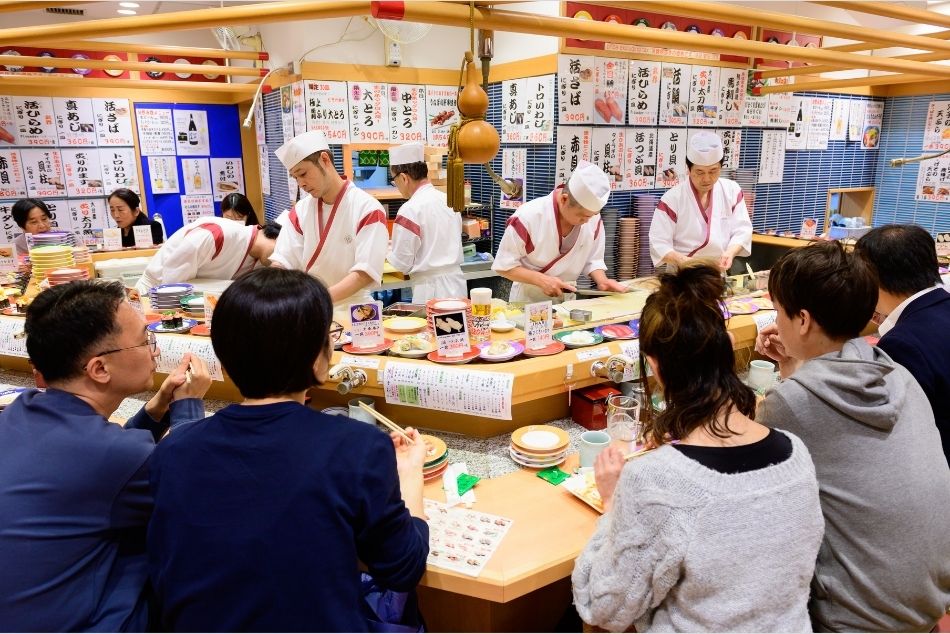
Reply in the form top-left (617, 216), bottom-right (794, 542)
top-left (147, 156), bottom-right (179, 194)
top-left (923, 100), bottom-right (950, 151)
top-left (786, 97), bottom-right (809, 151)
top-left (623, 128), bottom-right (657, 190)
top-left (61, 148), bottom-right (104, 197)
top-left (0, 149), bottom-right (27, 199)
top-left (173, 109), bottom-right (210, 156)
top-left (717, 129), bottom-right (742, 171)
top-left (180, 194), bottom-right (215, 223)
top-left (555, 126), bottom-right (592, 184)
top-left (500, 148), bottom-right (526, 210)
top-left (210, 158), bottom-right (244, 201)
top-left (558, 55), bottom-right (595, 125)
top-left (758, 130), bottom-right (787, 184)
top-left (914, 156), bottom-right (950, 202)
top-left (658, 63), bottom-right (690, 127)
top-left (21, 148), bottom-right (66, 197)
top-left (182, 158), bottom-right (212, 195)
top-left (135, 107), bottom-right (175, 155)
top-left (12, 96), bottom-right (57, 146)
top-left (349, 82), bottom-right (389, 143)
top-left (767, 91), bottom-right (795, 130)
top-left (656, 128), bottom-right (686, 189)
top-left (0, 97), bottom-right (15, 147)
top-left (389, 84), bottom-right (426, 143)
top-left (503, 76), bottom-right (555, 143)
top-left (848, 100), bottom-right (866, 141)
top-left (593, 60), bottom-right (627, 125)
top-left (99, 148), bottom-right (138, 193)
top-left (829, 98), bottom-right (849, 141)
top-left (93, 98), bottom-right (134, 146)
top-left (425, 85), bottom-right (458, 146)
top-left (627, 61), bottom-right (661, 126)
top-left (304, 80), bottom-right (351, 143)
top-left (291, 80), bottom-right (306, 137)
top-left (806, 97), bottom-right (832, 151)
top-left (718, 69), bottom-right (746, 128)
top-left (67, 198), bottom-right (110, 239)
top-left (590, 127), bottom-right (625, 191)
top-left (687, 65), bottom-right (720, 127)
top-left (280, 84), bottom-right (295, 145)
top-left (53, 97), bottom-right (97, 147)
top-left (43, 199), bottom-right (69, 234)
top-left (861, 102), bottom-right (884, 150)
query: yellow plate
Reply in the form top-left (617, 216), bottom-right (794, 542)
top-left (511, 425), bottom-right (570, 454)
top-left (383, 316), bottom-right (427, 333)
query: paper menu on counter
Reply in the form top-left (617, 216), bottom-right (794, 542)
top-left (102, 227), bottom-right (122, 251)
top-left (0, 243), bottom-right (15, 273)
top-left (154, 334), bottom-right (224, 381)
top-left (433, 310), bottom-right (470, 357)
top-left (524, 301), bottom-right (553, 350)
top-left (423, 498), bottom-right (513, 578)
top-left (383, 362), bottom-right (514, 420)
top-left (0, 317), bottom-right (28, 358)
top-left (133, 225), bottom-right (153, 248)
top-left (349, 300), bottom-right (384, 349)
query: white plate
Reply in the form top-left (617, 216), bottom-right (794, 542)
top-left (383, 317), bottom-right (427, 333)
top-left (520, 430), bottom-right (562, 449)
top-left (508, 446), bottom-right (566, 468)
top-left (432, 300), bottom-right (467, 311)
top-left (490, 320), bottom-right (515, 333)
top-left (155, 285), bottom-right (191, 294)
top-left (174, 58), bottom-right (192, 79)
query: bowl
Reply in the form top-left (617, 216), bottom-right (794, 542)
top-left (490, 320), bottom-right (516, 333)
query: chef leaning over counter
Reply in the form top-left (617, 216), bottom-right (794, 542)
top-left (270, 130), bottom-right (389, 310)
top-left (492, 163), bottom-right (627, 303)
top-left (649, 131), bottom-right (753, 272)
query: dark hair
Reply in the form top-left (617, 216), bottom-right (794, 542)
top-left (108, 188), bottom-right (141, 210)
top-left (211, 268), bottom-right (332, 398)
top-left (25, 280), bottom-right (126, 382)
top-left (302, 150), bottom-right (331, 170)
top-left (11, 198), bottom-right (51, 229)
top-left (221, 192), bottom-right (260, 226)
top-left (390, 161), bottom-right (428, 181)
top-left (769, 241), bottom-right (877, 340)
top-left (261, 220), bottom-right (282, 240)
top-left (639, 264), bottom-right (754, 446)
top-left (685, 157), bottom-right (724, 170)
top-left (854, 224), bottom-right (940, 296)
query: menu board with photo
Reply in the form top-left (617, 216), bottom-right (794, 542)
top-left (830, 98), bottom-right (849, 142)
top-left (717, 129), bottom-right (742, 171)
top-left (658, 63), bottom-right (691, 127)
top-left (61, 148), bottom-right (104, 197)
top-left (148, 156), bottom-right (179, 194)
top-left (718, 69), bottom-right (746, 127)
top-left (590, 127), bottom-right (625, 191)
top-left (786, 97), bottom-right (809, 151)
top-left (0, 97), bottom-right (15, 147)
top-left (914, 156), bottom-right (950, 202)
top-left (280, 85), bottom-right (295, 145)
top-left (304, 80), bottom-right (351, 143)
top-left (292, 80), bottom-right (306, 137)
top-left (848, 100), bottom-right (866, 141)
top-left (555, 126), bottom-right (592, 184)
top-left (623, 128), bottom-right (657, 190)
top-left (99, 147), bottom-right (138, 193)
top-left (210, 158), bottom-right (244, 201)
top-left (425, 85), bottom-right (458, 147)
top-left (656, 128), bottom-right (686, 189)
top-left (806, 97), bottom-right (833, 151)
top-left (758, 130), bottom-right (787, 184)
top-left (627, 60), bottom-right (661, 126)
top-left (349, 82), bottom-right (389, 143)
top-left (0, 149), bottom-right (27, 199)
top-left (180, 194), bottom-right (215, 223)
top-left (12, 96), bottom-right (57, 146)
top-left (500, 148), bottom-right (526, 210)
top-left (742, 72), bottom-right (769, 128)
top-left (67, 198), bottom-right (111, 239)
top-left (593, 60), bottom-right (627, 125)
top-left (135, 107), bottom-right (175, 155)
top-left (688, 65), bottom-right (720, 127)
top-left (388, 84), bottom-right (426, 143)
top-left (173, 109), bottom-right (210, 156)
top-left (93, 98), bottom-right (134, 146)
top-left (558, 55), bottom-right (595, 125)
top-left (53, 97), bottom-right (97, 147)
top-left (182, 158), bottom-right (212, 195)
top-left (861, 102), bottom-right (884, 150)
top-left (923, 100), bottom-right (950, 151)
top-left (21, 148), bottom-right (66, 198)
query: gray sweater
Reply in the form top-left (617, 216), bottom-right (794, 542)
top-left (757, 338), bottom-right (950, 632)
top-left (572, 432), bottom-right (824, 632)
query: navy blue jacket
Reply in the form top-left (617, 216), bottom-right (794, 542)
top-left (147, 402), bottom-right (429, 632)
top-left (0, 388), bottom-right (204, 632)
top-left (878, 288), bottom-right (950, 465)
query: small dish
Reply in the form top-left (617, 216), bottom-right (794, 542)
top-left (426, 347), bottom-right (480, 364)
top-left (383, 316), bottom-right (427, 333)
top-left (490, 319), bottom-right (515, 333)
top-left (333, 332), bottom-right (352, 349)
top-left (508, 446), bottom-right (566, 469)
top-left (725, 300), bottom-right (760, 315)
top-left (389, 336), bottom-right (434, 358)
top-left (432, 299), bottom-right (467, 311)
top-left (190, 324), bottom-right (211, 336)
top-left (554, 330), bottom-right (604, 349)
top-left (511, 424), bottom-right (570, 453)
top-left (477, 340), bottom-right (524, 362)
top-left (594, 324), bottom-right (637, 340)
top-left (38, 51), bottom-right (56, 73)
top-left (521, 340), bottom-right (566, 357)
top-left (341, 339), bottom-right (394, 355)
top-left (147, 318), bottom-right (198, 334)
top-left (2, 50), bottom-right (23, 72)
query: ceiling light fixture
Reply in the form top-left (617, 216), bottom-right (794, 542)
top-left (119, 2), bottom-right (140, 7)
top-left (117, 9), bottom-right (137, 14)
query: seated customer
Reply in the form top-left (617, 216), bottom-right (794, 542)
top-left (108, 188), bottom-right (164, 248)
top-left (573, 264), bottom-right (824, 632)
top-left (11, 197), bottom-right (52, 256)
top-left (147, 268), bottom-right (429, 631)
top-left (221, 192), bottom-right (260, 226)
top-left (756, 241), bottom-right (950, 632)
top-left (854, 224), bottom-right (950, 465)
top-left (0, 280), bottom-right (210, 632)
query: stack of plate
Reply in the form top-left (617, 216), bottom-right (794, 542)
top-left (179, 294), bottom-right (205, 320)
top-left (601, 208), bottom-right (619, 280)
top-left (633, 193), bottom-right (660, 277)
top-left (734, 168), bottom-right (757, 222)
top-left (29, 246), bottom-right (74, 280)
top-left (422, 434), bottom-right (449, 482)
top-left (509, 424), bottom-right (570, 469)
top-left (617, 216), bottom-right (640, 281)
top-left (29, 231), bottom-right (75, 248)
top-left (71, 246), bottom-right (91, 264)
top-left (148, 283), bottom-right (194, 310)
top-left (47, 268), bottom-right (89, 286)
top-left (426, 298), bottom-right (472, 339)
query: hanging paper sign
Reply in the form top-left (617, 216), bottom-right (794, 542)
top-left (425, 85), bottom-right (458, 147)
top-left (914, 156), bottom-right (950, 202)
top-left (291, 80), bottom-right (306, 137)
top-left (388, 84), bottom-right (426, 143)
top-left (500, 148), bottom-right (526, 210)
top-left (848, 100), bottom-right (866, 141)
top-left (210, 158), bottom-right (244, 202)
top-left (623, 128), bottom-right (657, 190)
top-left (742, 93), bottom-right (769, 128)
top-left (12, 96), bottom-right (57, 146)
top-left (99, 147), bottom-right (138, 193)
top-left (254, 97), bottom-right (266, 146)
top-left (717, 129), bottom-right (742, 171)
top-left (182, 158), bottom-right (212, 195)
top-left (93, 98), bottom-right (134, 146)
top-left (656, 128), bottom-right (686, 189)
top-left (555, 126), bottom-right (591, 184)
top-left (524, 75), bottom-right (555, 143)
top-left (135, 107), bottom-right (175, 155)
top-left (53, 97), bottom-right (97, 147)
top-left (0, 201), bottom-right (19, 243)
top-left (147, 156), bottom-right (179, 194)
top-left (304, 80), bottom-right (351, 143)
top-left (61, 148), bottom-right (104, 197)
top-left (173, 109), bottom-right (210, 156)
top-left (558, 55), bottom-right (595, 124)
top-left (349, 82), bottom-right (389, 143)
top-left (758, 130), bottom-right (787, 184)
top-left (718, 68), bottom-right (746, 127)
top-left (350, 300), bottom-right (385, 349)
top-left (21, 149), bottom-right (66, 198)
top-left (627, 60), bottom-right (661, 126)
top-left (503, 79), bottom-right (527, 142)
top-left (768, 92), bottom-right (795, 130)
top-left (786, 97), bottom-right (809, 151)
top-left (0, 149), bottom-right (27, 199)
top-left (861, 102), bottom-right (884, 150)
top-left (688, 65), bottom-right (720, 127)
top-left (923, 100), bottom-right (950, 151)
top-left (43, 199), bottom-right (69, 233)
top-left (67, 199), bottom-right (110, 242)
top-left (830, 98), bottom-right (849, 142)
top-left (180, 194), bottom-right (214, 223)
top-left (258, 145), bottom-right (270, 196)
top-left (658, 63), bottom-right (691, 126)
top-left (806, 97), bottom-right (832, 151)
top-left (133, 224), bottom-right (154, 248)
top-left (590, 127), bottom-right (625, 191)
top-left (0, 97), bottom-right (15, 148)
top-left (593, 60), bottom-right (627, 125)
top-left (524, 301), bottom-right (553, 350)
top-left (280, 84), bottom-right (295, 145)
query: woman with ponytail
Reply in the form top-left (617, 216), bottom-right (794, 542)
top-left (572, 263), bottom-right (824, 632)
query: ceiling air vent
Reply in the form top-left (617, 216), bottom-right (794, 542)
top-left (45, 7), bottom-right (85, 15)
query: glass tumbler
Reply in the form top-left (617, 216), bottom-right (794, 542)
top-left (606, 394), bottom-right (641, 442)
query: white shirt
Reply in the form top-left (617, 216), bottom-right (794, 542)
top-left (492, 187), bottom-right (607, 303)
top-left (649, 177), bottom-right (753, 266)
top-left (878, 284), bottom-right (949, 336)
top-left (270, 181), bottom-right (388, 307)
top-left (136, 217), bottom-right (258, 295)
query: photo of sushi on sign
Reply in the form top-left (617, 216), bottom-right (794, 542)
top-left (524, 300), bottom-right (554, 350)
top-left (434, 310), bottom-right (470, 358)
top-left (350, 301), bottom-right (384, 349)
top-left (211, 158), bottom-right (245, 202)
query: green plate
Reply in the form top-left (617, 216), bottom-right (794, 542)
top-left (553, 330), bottom-right (604, 349)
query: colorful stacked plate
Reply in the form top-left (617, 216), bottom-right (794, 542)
top-left (509, 425), bottom-right (570, 469)
top-left (179, 294), bottom-right (206, 320)
top-left (148, 284), bottom-right (194, 310)
top-left (47, 268), bottom-right (89, 286)
top-left (422, 434), bottom-right (449, 481)
top-left (29, 246), bottom-right (74, 280)
top-left (71, 246), bottom-right (91, 264)
top-left (725, 300), bottom-right (760, 315)
top-left (29, 232), bottom-right (75, 248)
top-left (426, 298), bottom-right (473, 339)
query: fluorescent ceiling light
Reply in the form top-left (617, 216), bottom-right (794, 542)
top-left (119, 2), bottom-right (140, 6)
top-left (117, 8), bottom-right (137, 14)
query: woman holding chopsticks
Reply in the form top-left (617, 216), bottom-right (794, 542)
top-left (146, 268), bottom-right (429, 632)
top-left (572, 263), bottom-right (825, 632)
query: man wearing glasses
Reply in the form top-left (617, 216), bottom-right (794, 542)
top-left (0, 281), bottom-right (212, 632)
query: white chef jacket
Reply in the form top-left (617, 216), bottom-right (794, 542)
top-left (135, 217), bottom-right (259, 295)
top-left (270, 180), bottom-right (388, 309)
top-left (492, 187), bottom-right (607, 304)
top-left (388, 183), bottom-right (465, 303)
top-left (649, 177), bottom-right (753, 266)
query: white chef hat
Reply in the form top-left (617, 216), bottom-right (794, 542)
top-left (567, 162), bottom-right (610, 212)
top-left (686, 131), bottom-right (724, 166)
top-left (275, 130), bottom-right (330, 170)
top-left (389, 143), bottom-right (424, 166)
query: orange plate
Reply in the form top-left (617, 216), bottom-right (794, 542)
top-left (341, 339), bottom-right (395, 355)
top-left (426, 347), bottom-right (481, 364)
top-left (510, 442), bottom-right (569, 460)
top-left (190, 324), bottom-right (211, 337)
top-left (421, 434), bottom-right (447, 463)
top-left (423, 461), bottom-right (449, 481)
top-left (511, 424), bottom-right (570, 454)
top-left (521, 340), bottom-right (566, 357)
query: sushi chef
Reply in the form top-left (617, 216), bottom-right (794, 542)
top-left (492, 162), bottom-right (627, 303)
top-left (271, 130), bottom-right (389, 310)
top-left (135, 217), bottom-right (280, 295)
top-left (386, 142), bottom-right (466, 302)
top-left (649, 130), bottom-right (752, 272)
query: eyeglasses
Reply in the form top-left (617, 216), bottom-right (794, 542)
top-left (329, 321), bottom-right (345, 343)
top-left (93, 329), bottom-right (158, 358)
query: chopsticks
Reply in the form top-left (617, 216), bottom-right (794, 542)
top-left (623, 446), bottom-right (656, 461)
top-left (358, 402), bottom-right (415, 445)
